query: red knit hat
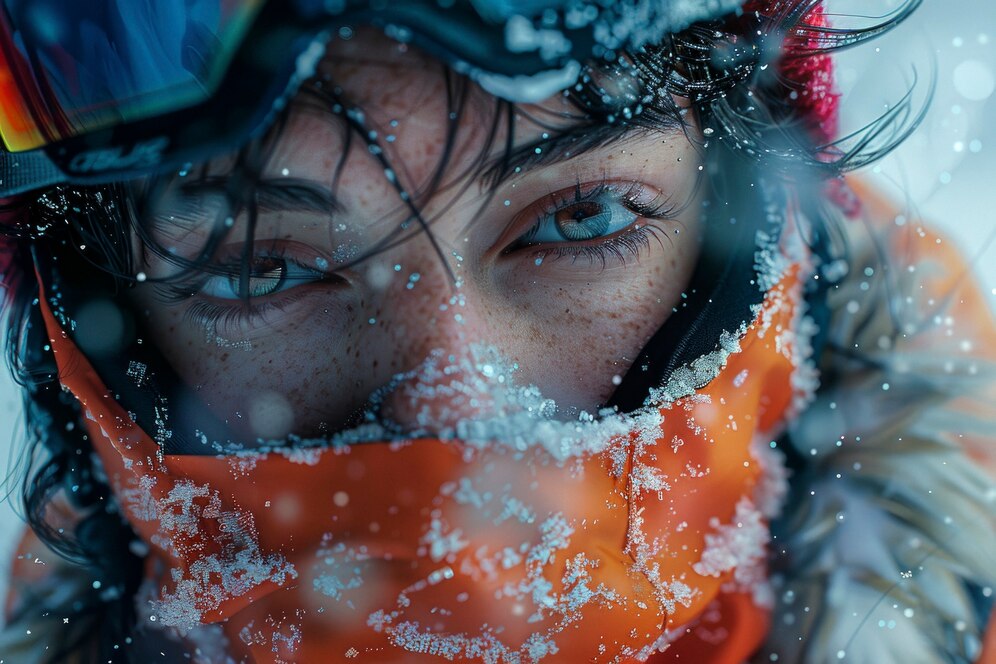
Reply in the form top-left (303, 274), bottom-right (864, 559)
top-left (772, 1), bottom-right (861, 215)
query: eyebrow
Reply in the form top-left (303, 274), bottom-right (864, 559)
top-left (144, 177), bottom-right (345, 249)
top-left (478, 115), bottom-right (687, 187)
top-left (176, 177), bottom-right (345, 216)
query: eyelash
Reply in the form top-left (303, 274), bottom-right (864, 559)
top-left (185, 296), bottom-right (302, 338)
top-left (157, 252), bottom-right (333, 337)
top-left (508, 181), bottom-right (679, 267)
top-left (157, 180), bottom-right (680, 336)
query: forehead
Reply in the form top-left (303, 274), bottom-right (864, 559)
top-left (317, 28), bottom-right (576, 114)
top-left (318, 33), bottom-right (447, 121)
top-left (256, 30), bottom-right (581, 207)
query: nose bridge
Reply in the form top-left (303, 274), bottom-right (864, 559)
top-left (372, 250), bottom-right (498, 430)
top-left (377, 216), bottom-right (489, 343)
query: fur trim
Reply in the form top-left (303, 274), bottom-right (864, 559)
top-left (759, 217), bottom-right (996, 663)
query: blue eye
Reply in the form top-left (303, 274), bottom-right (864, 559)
top-left (521, 190), bottom-right (638, 244)
top-left (199, 256), bottom-right (324, 300)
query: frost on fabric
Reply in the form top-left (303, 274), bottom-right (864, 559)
top-left (754, 228), bottom-right (792, 294)
top-left (489, 514), bottom-right (616, 622)
top-left (647, 328), bottom-right (747, 406)
top-left (373, 621), bottom-right (559, 663)
top-left (497, 495), bottom-right (538, 525)
top-left (759, 213), bottom-right (820, 420)
top-left (133, 578), bottom-right (238, 663)
top-left (272, 444), bottom-right (324, 466)
top-left (312, 540), bottom-right (369, 601)
top-left (118, 476), bottom-right (297, 632)
top-left (493, 0), bottom-right (741, 55)
top-left (691, 497), bottom-right (772, 608)
top-left (468, 0), bottom-right (741, 102)
top-left (784, 308), bottom-right (821, 420)
top-left (237, 615), bottom-right (305, 658)
top-left (369, 511), bottom-right (621, 662)
top-left (692, 498), bottom-right (764, 577)
top-left (749, 438), bottom-right (789, 520)
top-left (269, 621), bottom-right (303, 655)
top-left (281, 344), bottom-right (666, 462)
top-left (628, 461), bottom-right (672, 498)
top-left (624, 626), bottom-right (687, 661)
top-left (151, 521), bottom-right (297, 631)
top-left (421, 516), bottom-right (470, 563)
top-left (623, 498), bottom-right (697, 616)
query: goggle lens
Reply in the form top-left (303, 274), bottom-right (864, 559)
top-left (0, 0), bottom-right (263, 152)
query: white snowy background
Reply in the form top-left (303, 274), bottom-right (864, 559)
top-left (0, 0), bottom-right (994, 607)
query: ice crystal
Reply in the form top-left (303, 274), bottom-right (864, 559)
top-left (421, 516), bottom-right (469, 562)
top-left (754, 228), bottom-right (791, 293)
top-left (116, 477), bottom-right (298, 632)
top-left (647, 327), bottom-right (747, 406)
top-left (150, 529), bottom-right (297, 632)
top-left (497, 495), bottom-right (537, 525)
top-left (312, 542), bottom-right (368, 601)
top-left (750, 438), bottom-right (789, 519)
top-left (369, 507), bottom-right (621, 661)
top-left (691, 497), bottom-right (771, 607)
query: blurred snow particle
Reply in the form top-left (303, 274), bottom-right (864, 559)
top-left (733, 369), bottom-right (749, 388)
top-left (953, 60), bottom-right (995, 101)
top-left (366, 262), bottom-right (394, 291)
top-left (74, 298), bottom-right (128, 358)
top-left (248, 390), bottom-right (294, 441)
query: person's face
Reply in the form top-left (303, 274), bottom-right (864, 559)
top-left (130, 33), bottom-right (705, 444)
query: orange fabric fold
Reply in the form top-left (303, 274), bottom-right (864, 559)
top-left (38, 270), bottom-right (804, 661)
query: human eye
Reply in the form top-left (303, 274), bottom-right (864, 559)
top-left (504, 181), bottom-right (680, 265)
top-left (154, 243), bottom-right (344, 339)
top-left (198, 254), bottom-right (327, 300)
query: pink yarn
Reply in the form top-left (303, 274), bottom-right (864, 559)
top-left (780, 6), bottom-right (840, 147)
top-left (775, 2), bottom-right (862, 216)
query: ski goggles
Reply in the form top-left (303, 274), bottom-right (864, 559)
top-left (0, 0), bottom-right (742, 196)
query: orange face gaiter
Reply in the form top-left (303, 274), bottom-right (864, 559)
top-left (39, 266), bottom-right (804, 663)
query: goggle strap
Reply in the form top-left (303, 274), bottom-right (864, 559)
top-left (0, 149), bottom-right (64, 196)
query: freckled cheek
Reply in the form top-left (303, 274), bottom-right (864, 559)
top-left (471, 283), bottom-right (645, 406)
top-left (128, 296), bottom-right (359, 434)
top-left (490, 250), bottom-right (693, 406)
